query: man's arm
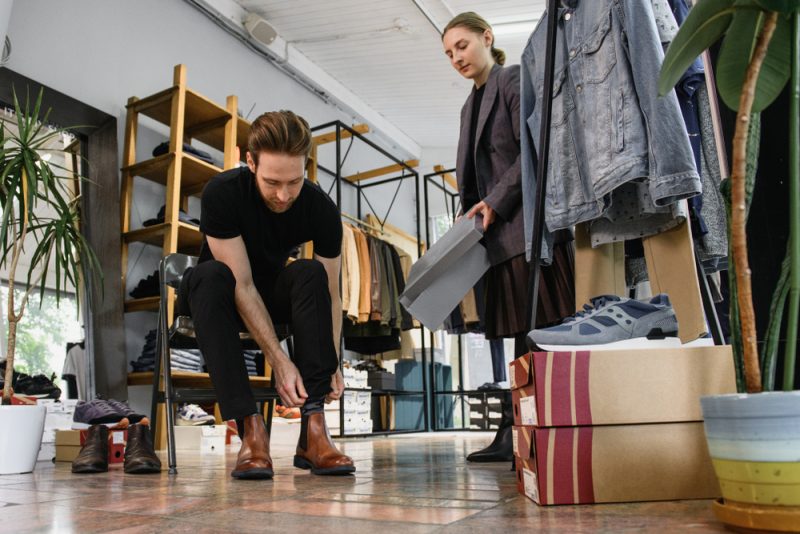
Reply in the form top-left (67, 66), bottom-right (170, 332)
top-left (314, 253), bottom-right (344, 402)
top-left (207, 235), bottom-right (308, 407)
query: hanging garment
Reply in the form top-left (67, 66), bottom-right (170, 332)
top-left (388, 244), bottom-right (414, 331)
top-left (351, 227), bottom-right (373, 323)
top-left (62, 342), bottom-right (87, 401)
top-left (520, 0), bottom-right (701, 261)
top-left (341, 223), bottom-right (361, 322)
top-left (368, 236), bottom-right (383, 321)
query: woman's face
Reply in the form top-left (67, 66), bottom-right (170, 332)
top-left (442, 26), bottom-right (492, 81)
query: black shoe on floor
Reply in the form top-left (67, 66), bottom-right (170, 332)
top-left (467, 392), bottom-right (513, 463)
top-left (72, 425), bottom-right (109, 474)
top-left (124, 423), bottom-right (161, 474)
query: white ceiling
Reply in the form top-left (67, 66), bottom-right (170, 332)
top-left (232, 0), bottom-right (547, 152)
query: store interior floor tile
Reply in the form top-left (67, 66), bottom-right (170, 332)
top-left (1, 423), bottom-right (727, 533)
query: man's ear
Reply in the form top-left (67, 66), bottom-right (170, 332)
top-left (246, 151), bottom-right (257, 174)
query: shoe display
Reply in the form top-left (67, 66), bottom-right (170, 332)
top-left (467, 392), bottom-right (513, 463)
top-left (104, 398), bottom-right (146, 424)
top-left (71, 424), bottom-right (109, 474)
top-left (177, 404), bottom-right (216, 426)
top-left (128, 270), bottom-right (159, 299)
top-left (73, 399), bottom-right (129, 429)
top-left (231, 414), bottom-right (273, 480)
top-left (526, 294), bottom-right (681, 351)
top-left (14, 373), bottom-right (61, 399)
top-left (294, 412), bottom-right (355, 475)
top-left (123, 423), bottom-right (162, 474)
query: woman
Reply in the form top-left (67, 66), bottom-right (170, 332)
top-left (442, 12), bottom-right (574, 462)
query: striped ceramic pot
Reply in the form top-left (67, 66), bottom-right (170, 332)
top-left (701, 391), bottom-right (800, 532)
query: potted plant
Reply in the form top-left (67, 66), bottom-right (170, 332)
top-left (0, 88), bottom-right (100, 474)
top-left (659, 1), bottom-right (799, 530)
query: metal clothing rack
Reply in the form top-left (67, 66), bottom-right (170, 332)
top-left (423, 167), bottom-right (510, 432)
top-left (525, 0), bottom-right (724, 345)
top-left (310, 120), bottom-right (428, 438)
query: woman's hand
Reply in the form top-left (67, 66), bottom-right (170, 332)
top-left (466, 200), bottom-right (495, 231)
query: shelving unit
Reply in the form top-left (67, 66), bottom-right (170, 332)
top-left (121, 65), bottom-right (269, 447)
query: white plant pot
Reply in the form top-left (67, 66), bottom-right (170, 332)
top-left (0, 404), bottom-right (47, 475)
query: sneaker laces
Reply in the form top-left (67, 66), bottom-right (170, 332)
top-left (561, 295), bottom-right (621, 324)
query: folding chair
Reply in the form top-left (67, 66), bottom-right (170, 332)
top-left (151, 253), bottom-right (288, 474)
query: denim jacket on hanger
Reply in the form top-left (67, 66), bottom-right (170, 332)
top-left (520, 0), bottom-right (701, 262)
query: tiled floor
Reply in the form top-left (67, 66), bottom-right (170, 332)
top-left (0, 422), bottom-right (727, 533)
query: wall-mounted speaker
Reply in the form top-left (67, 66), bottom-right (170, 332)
top-left (243, 13), bottom-right (277, 46)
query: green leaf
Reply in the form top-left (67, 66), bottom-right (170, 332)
top-left (717, 11), bottom-right (792, 111)
top-left (659, 0), bottom-right (737, 96)
top-left (753, 0), bottom-right (800, 13)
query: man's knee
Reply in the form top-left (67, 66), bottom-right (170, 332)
top-left (188, 260), bottom-right (236, 297)
top-left (290, 258), bottom-right (327, 285)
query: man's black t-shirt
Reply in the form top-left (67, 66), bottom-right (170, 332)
top-left (199, 166), bottom-right (342, 292)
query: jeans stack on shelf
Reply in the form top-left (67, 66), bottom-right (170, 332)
top-left (242, 350), bottom-right (261, 377)
top-left (170, 349), bottom-right (204, 373)
top-left (130, 330), bottom-right (157, 372)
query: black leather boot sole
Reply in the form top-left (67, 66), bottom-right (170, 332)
top-left (293, 455), bottom-right (356, 476)
top-left (466, 425), bottom-right (513, 462)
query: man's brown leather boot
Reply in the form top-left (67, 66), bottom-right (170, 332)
top-left (72, 424), bottom-right (108, 474)
top-left (231, 414), bottom-right (273, 480)
top-left (293, 412), bottom-right (355, 475)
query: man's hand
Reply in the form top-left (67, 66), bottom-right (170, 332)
top-left (325, 369), bottom-right (344, 404)
top-left (466, 200), bottom-right (496, 231)
top-left (272, 354), bottom-right (308, 407)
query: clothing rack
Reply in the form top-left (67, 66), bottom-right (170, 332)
top-left (310, 120), bottom-right (428, 437)
top-left (525, 0), bottom-right (724, 346)
top-left (341, 212), bottom-right (385, 235)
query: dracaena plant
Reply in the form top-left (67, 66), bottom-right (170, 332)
top-left (0, 88), bottom-right (101, 405)
top-left (659, 0), bottom-right (799, 393)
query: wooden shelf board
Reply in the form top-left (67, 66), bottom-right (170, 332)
top-left (123, 222), bottom-right (203, 250)
top-left (130, 87), bottom-right (232, 152)
top-left (128, 371), bottom-right (270, 388)
top-left (122, 153), bottom-right (221, 196)
top-left (124, 296), bottom-right (160, 312)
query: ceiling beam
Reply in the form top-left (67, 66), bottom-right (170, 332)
top-left (345, 160), bottom-right (419, 183)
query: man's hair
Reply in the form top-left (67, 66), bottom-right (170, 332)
top-left (247, 110), bottom-right (313, 165)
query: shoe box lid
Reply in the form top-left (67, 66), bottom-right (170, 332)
top-left (509, 346), bottom-right (736, 428)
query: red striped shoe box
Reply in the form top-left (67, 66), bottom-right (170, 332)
top-left (510, 346), bottom-right (736, 505)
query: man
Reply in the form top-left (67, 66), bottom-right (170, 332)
top-left (178, 110), bottom-right (354, 479)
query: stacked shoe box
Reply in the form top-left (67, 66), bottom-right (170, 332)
top-left (38, 399), bottom-right (78, 461)
top-left (510, 346), bottom-right (736, 505)
top-left (325, 390), bottom-right (372, 435)
top-left (467, 394), bottom-right (502, 430)
top-left (55, 429), bottom-right (126, 463)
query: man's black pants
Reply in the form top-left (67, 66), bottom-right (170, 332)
top-left (177, 259), bottom-right (338, 421)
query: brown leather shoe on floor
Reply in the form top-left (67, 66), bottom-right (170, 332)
top-left (123, 423), bottom-right (161, 474)
top-left (231, 414), bottom-right (273, 480)
top-left (294, 412), bottom-right (355, 476)
top-left (72, 424), bottom-right (109, 474)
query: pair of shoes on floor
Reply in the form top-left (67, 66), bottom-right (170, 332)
top-left (73, 398), bottom-right (146, 429)
top-left (72, 422), bottom-right (161, 474)
top-left (230, 412), bottom-right (355, 480)
top-left (526, 294), bottom-right (681, 351)
top-left (176, 404), bottom-right (215, 426)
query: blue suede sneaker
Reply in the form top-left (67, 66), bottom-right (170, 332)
top-left (527, 294), bottom-right (681, 351)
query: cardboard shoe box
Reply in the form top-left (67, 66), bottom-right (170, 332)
top-left (55, 429), bottom-right (127, 463)
top-left (510, 346), bottom-right (736, 427)
top-left (510, 346), bottom-right (736, 505)
top-left (512, 423), bottom-right (720, 505)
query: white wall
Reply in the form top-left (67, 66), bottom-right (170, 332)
top-left (6, 0), bottom-right (459, 368)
